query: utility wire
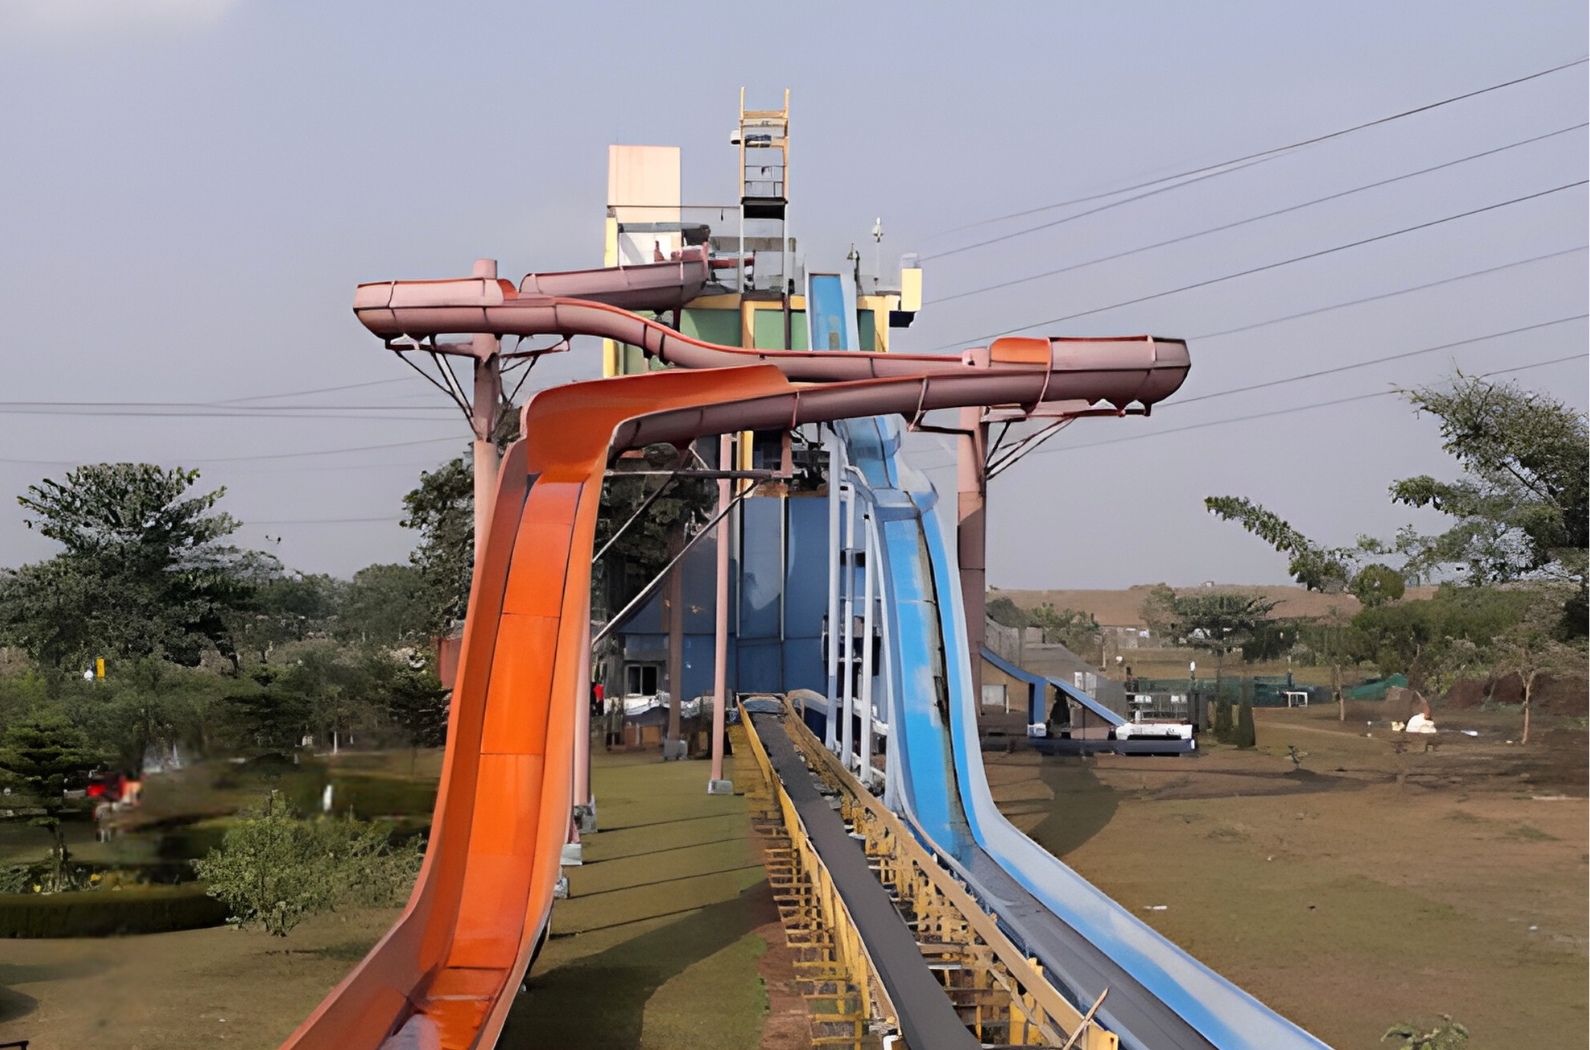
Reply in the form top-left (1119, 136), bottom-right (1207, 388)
top-left (932, 179), bottom-right (1588, 350)
top-left (244, 516), bottom-right (399, 525)
top-left (929, 123), bottom-right (1587, 305)
top-left (924, 56), bottom-right (1589, 247)
top-left (920, 156), bottom-right (1278, 262)
top-left (1026, 353), bottom-right (1587, 458)
top-left (1190, 245), bottom-right (1587, 339)
top-left (1168, 315), bottom-right (1587, 408)
top-left (0, 400), bottom-right (453, 413)
top-left (215, 377), bottom-right (417, 404)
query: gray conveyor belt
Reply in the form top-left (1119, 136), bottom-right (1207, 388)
top-left (960, 847), bottom-right (1216, 1050)
top-left (752, 712), bottom-right (980, 1050)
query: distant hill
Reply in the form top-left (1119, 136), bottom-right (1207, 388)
top-left (989, 583), bottom-right (1439, 628)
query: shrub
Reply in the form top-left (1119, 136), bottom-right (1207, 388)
top-left (193, 790), bottom-right (421, 936)
top-left (1383, 1015), bottom-right (1468, 1050)
top-left (0, 883), bottom-right (227, 938)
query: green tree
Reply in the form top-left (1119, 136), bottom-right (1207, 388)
top-left (229, 572), bottom-right (345, 666)
top-left (378, 662), bottom-right (449, 771)
top-left (0, 714), bottom-right (102, 891)
top-left (0, 464), bottom-right (270, 668)
top-left (985, 595), bottom-right (1031, 630)
top-left (1393, 375), bottom-right (1587, 638)
top-left (338, 563), bottom-right (428, 646)
top-left (1488, 587), bottom-right (1587, 744)
top-left (223, 664), bottom-right (311, 754)
top-left (1028, 603), bottom-right (1103, 657)
top-left (593, 463), bottom-right (715, 622)
top-left (1141, 587), bottom-right (1279, 698)
top-left (1204, 496), bottom-right (1404, 607)
top-left (402, 457), bottom-right (475, 639)
top-left (1349, 585), bottom-right (1529, 693)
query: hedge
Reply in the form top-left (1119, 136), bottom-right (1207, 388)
top-left (0, 883), bottom-right (229, 938)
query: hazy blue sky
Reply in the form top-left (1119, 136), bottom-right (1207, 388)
top-left (1, 1), bottom-right (1584, 588)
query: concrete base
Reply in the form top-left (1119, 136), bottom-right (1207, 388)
top-left (706, 779), bottom-right (735, 796)
top-left (560, 842), bottom-right (583, 866)
top-left (661, 737), bottom-right (688, 761)
top-left (574, 802), bottom-right (597, 834)
top-left (552, 874), bottom-right (569, 900)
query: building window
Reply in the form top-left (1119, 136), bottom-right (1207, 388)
top-left (626, 664), bottom-right (661, 697)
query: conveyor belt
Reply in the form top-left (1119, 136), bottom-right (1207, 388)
top-left (752, 711), bottom-right (981, 1050)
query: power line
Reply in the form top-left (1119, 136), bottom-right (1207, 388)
top-left (1026, 352), bottom-right (1587, 458)
top-left (929, 123), bottom-right (1587, 305)
top-left (932, 179), bottom-right (1587, 350)
top-left (0, 407), bottom-right (453, 421)
top-left (0, 402), bottom-right (454, 413)
top-left (214, 377), bottom-right (417, 404)
top-left (923, 55), bottom-right (1589, 248)
top-left (920, 156), bottom-right (1278, 262)
top-left (1168, 315), bottom-right (1586, 407)
top-left (242, 516), bottom-right (400, 525)
top-left (1190, 245), bottom-right (1587, 339)
top-left (190, 437), bottom-right (466, 463)
top-left (0, 435), bottom-right (464, 467)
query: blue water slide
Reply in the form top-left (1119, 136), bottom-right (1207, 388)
top-left (817, 418), bottom-right (1328, 1049)
top-left (874, 434), bottom-right (1330, 1050)
top-left (980, 643), bottom-right (1134, 731)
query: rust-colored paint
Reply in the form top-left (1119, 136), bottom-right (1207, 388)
top-left (987, 336), bottom-right (1052, 365)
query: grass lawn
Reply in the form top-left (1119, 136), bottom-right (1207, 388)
top-left (500, 744), bottom-right (805, 1050)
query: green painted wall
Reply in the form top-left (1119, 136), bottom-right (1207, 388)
top-left (752, 309), bottom-right (809, 350)
top-left (681, 308), bottom-right (741, 347)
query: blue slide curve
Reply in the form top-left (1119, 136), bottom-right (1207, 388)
top-left (833, 417), bottom-right (1331, 1050)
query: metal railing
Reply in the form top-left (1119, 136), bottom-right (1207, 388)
top-left (744, 698), bottom-right (1118, 1050)
top-left (735, 705), bottom-right (898, 1047)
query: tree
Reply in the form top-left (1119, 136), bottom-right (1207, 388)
top-left (1204, 496), bottom-right (1404, 606)
top-left (0, 714), bottom-right (102, 891)
top-left (1141, 587), bottom-right (1279, 698)
top-left (401, 456), bottom-right (475, 639)
top-left (985, 595), bottom-right (1030, 630)
top-left (593, 462), bottom-right (715, 623)
top-left (1392, 375), bottom-right (1587, 639)
top-left (1488, 587), bottom-right (1587, 745)
top-left (0, 464), bottom-right (269, 668)
top-left (1234, 698), bottom-right (1256, 749)
top-left (229, 572), bottom-right (345, 666)
top-left (338, 564), bottom-right (428, 646)
top-left (1349, 585), bottom-right (1529, 693)
top-left (1028, 603), bottom-right (1102, 657)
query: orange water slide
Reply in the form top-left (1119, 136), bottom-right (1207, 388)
top-left (280, 366), bottom-right (800, 1050)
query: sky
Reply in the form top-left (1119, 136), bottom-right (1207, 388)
top-left (0, 1), bottom-right (1584, 589)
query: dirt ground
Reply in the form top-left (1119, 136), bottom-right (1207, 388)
top-left (985, 705), bottom-right (1589, 1050)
